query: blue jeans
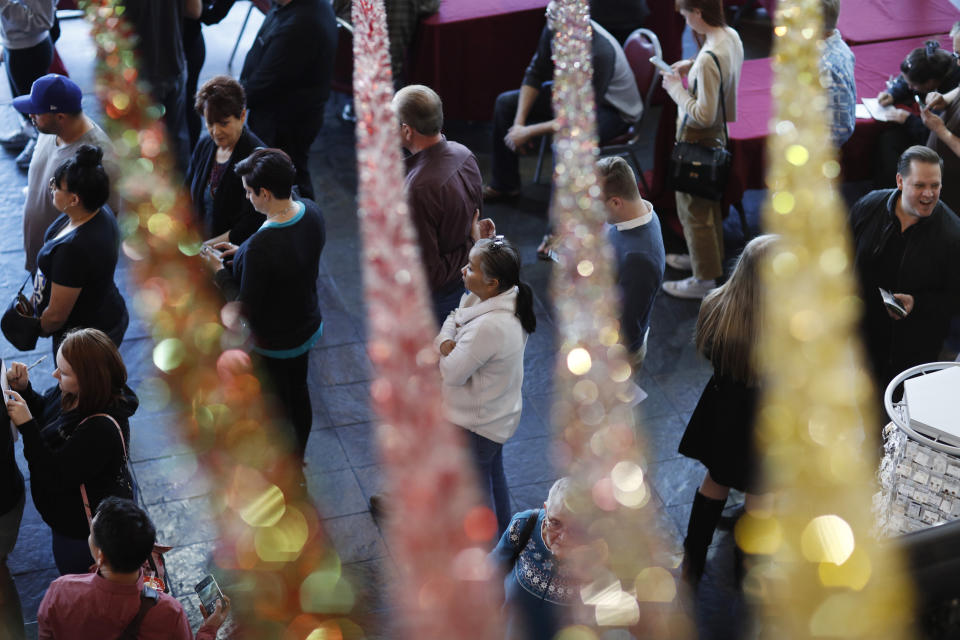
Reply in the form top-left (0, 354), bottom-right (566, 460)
top-left (465, 430), bottom-right (511, 538)
top-left (52, 530), bottom-right (94, 575)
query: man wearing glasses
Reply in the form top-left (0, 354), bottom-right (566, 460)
top-left (12, 74), bottom-right (119, 274)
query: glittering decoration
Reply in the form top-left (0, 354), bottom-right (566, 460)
top-left (84, 2), bottom-right (357, 637)
top-left (350, 0), bottom-right (503, 637)
top-left (546, 1), bottom-right (689, 634)
top-left (750, 0), bottom-right (915, 635)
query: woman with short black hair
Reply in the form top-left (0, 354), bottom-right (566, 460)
top-left (201, 148), bottom-right (325, 463)
top-left (5, 328), bottom-right (139, 575)
top-left (34, 144), bottom-right (127, 355)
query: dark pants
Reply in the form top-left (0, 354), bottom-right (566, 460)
top-left (0, 493), bottom-right (25, 640)
top-left (432, 281), bottom-right (466, 327)
top-left (5, 37), bottom-right (54, 126)
top-left (51, 305), bottom-right (129, 359)
top-left (465, 430), bottom-right (511, 538)
top-left (248, 109), bottom-right (324, 200)
top-left (490, 83), bottom-right (630, 192)
top-left (52, 530), bottom-right (94, 575)
top-left (152, 71), bottom-right (191, 173)
top-left (258, 351), bottom-right (312, 461)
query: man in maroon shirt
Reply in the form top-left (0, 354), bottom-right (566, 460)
top-left (38, 497), bottom-right (229, 640)
top-left (393, 84), bottom-right (491, 325)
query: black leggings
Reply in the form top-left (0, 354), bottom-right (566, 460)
top-left (257, 352), bottom-right (312, 461)
top-left (5, 37), bottom-right (54, 124)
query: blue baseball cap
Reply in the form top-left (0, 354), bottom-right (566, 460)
top-left (13, 74), bottom-right (82, 115)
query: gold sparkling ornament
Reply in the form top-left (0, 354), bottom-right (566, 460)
top-left (546, 0), bottom-right (690, 635)
top-left (752, 0), bottom-right (915, 636)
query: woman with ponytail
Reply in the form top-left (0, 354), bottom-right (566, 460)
top-left (34, 144), bottom-right (128, 355)
top-left (435, 237), bottom-right (536, 537)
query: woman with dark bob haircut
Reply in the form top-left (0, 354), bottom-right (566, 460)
top-left (34, 144), bottom-right (128, 356)
top-left (5, 328), bottom-right (139, 575)
top-left (201, 148), bottom-right (326, 464)
top-left (186, 74), bottom-right (266, 246)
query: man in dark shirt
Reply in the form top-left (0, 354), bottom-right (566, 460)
top-left (120, 0), bottom-right (201, 170)
top-left (482, 1), bottom-right (642, 200)
top-left (849, 146), bottom-right (960, 388)
top-left (393, 84), bottom-right (486, 324)
top-left (240, 0), bottom-right (337, 200)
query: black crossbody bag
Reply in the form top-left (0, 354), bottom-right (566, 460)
top-left (669, 51), bottom-right (733, 202)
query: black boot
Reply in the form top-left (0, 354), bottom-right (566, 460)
top-left (681, 491), bottom-right (726, 587)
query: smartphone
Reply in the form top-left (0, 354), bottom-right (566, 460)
top-left (915, 94), bottom-right (926, 109)
top-left (201, 245), bottom-right (223, 260)
top-left (195, 574), bottom-right (224, 614)
top-left (879, 287), bottom-right (907, 317)
top-left (649, 55), bottom-right (674, 74)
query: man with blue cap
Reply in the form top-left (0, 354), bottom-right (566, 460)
top-left (13, 73), bottom-right (119, 274)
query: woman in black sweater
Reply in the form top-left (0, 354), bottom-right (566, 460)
top-left (186, 74), bottom-right (266, 246)
top-left (5, 328), bottom-right (138, 575)
top-left (201, 148), bottom-right (325, 462)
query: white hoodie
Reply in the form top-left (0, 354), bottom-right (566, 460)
top-left (434, 287), bottom-right (528, 443)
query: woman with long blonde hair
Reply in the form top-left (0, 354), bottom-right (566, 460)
top-left (678, 234), bottom-right (776, 587)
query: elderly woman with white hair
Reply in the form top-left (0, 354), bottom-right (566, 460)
top-left (488, 477), bottom-right (585, 640)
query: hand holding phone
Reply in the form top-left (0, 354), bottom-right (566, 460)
top-left (649, 56), bottom-right (674, 74)
top-left (195, 574), bottom-right (225, 616)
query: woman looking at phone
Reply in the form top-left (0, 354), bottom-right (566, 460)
top-left (34, 144), bottom-right (128, 355)
top-left (4, 328), bottom-right (139, 575)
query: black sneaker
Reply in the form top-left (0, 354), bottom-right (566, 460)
top-left (0, 129), bottom-right (31, 152)
top-left (15, 138), bottom-right (36, 171)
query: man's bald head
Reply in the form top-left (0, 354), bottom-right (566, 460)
top-left (393, 84), bottom-right (444, 136)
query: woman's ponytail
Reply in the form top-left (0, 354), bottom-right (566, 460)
top-left (515, 281), bottom-right (537, 334)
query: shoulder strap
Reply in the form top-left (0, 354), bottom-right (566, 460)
top-left (78, 412), bottom-right (128, 528)
top-left (115, 586), bottom-right (159, 640)
top-left (678, 50), bottom-right (730, 147)
top-left (509, 510), bottom-right (540, 566)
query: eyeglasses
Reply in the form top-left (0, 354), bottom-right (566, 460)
top-left (488, 235), bottom-right (506, 251)
top-left (48, 177), bottom-right (61, 193)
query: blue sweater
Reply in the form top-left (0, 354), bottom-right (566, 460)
top-left (607, 213), bottom-right (665, 353)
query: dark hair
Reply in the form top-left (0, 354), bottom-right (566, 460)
top-left (820, 0), bottom-right (840, 33)
top-left (53, 144), bottom-right (109, 212)
top-left (234, 148), bottom-right (296, 199)
top-left (92, 497), bottom-right (156, 572)
top-left (393, 84), bottom-right (444, 136)
top-left (897, 145), bottom-right (943, 177)
top-left (194, 75), bottom-right (246, 122)
top-left (59, 328), bottom-right (128, 415)
top-left (674, 0), bottom-right (725, 27)
top-left (900, 41), bottom-right (955, 85)
top-left (473, 238), bottom-right (537, 334)
top-left (596, 156), bottom-right (640, 201)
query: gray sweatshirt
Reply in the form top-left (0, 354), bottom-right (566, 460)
top-left (0, 0), bottom-right (56, 50)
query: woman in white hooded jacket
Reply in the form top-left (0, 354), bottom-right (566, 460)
top-left (435, 237), bottom-right (537, 536)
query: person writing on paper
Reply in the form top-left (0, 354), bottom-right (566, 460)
top-left (919, 86), bottom-right (960, 210)
top-left (4, 328), bottom-right (139, 575)
top-left (659, 0), bottom-right (743, 300)
top-left (848, 146), bottom-right (960, 389)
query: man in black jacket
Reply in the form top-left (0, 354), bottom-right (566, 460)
top-left (240, 0), bottom-right (336, 200)
top-left (849, 145), bottom-right (960, 389)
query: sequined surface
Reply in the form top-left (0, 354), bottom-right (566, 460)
top-left (349, 0), bottom-right (503, 637)
top-left (751, 0), bottom-right (915, 635)
top-left (546, 1), bottom-right (689, 635)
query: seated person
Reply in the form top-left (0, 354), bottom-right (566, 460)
top-left (874, 40), bottom-right (960, 185)
top-left (37, 497), bottom-right (229, 639)
top-left (920, 84), bottom-right (960, 211)
top-left (483, 0), bottom-right (642, 200)
top-left (186, 75), bottom-right (266, 246)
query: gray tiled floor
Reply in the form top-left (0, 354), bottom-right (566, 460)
top-left (2, 5), bottom-right (814, 640)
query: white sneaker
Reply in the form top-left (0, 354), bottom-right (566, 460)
top-left (662, 276), bottom-right (716, 300)
top-left (665, 253), bottom-right (692, 271)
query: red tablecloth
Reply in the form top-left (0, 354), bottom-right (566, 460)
top-left (719, 34), bottom-right (951, 204)
top-left (407, 0), bottom-right (685, 121)
top-left (838, 0), bottom-right (960, 45)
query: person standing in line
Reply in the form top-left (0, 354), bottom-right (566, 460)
top-left (435, 237), bottom-right (536, 537)
top-left (659, 0), bottom-right (743, 300)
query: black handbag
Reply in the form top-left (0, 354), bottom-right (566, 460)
top-left (1, 274), bottom-right (41, 352)
top-left (669, 51), bottom-right (732, 202)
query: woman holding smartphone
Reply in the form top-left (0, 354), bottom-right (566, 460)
top-left (659, 0), bottom-right (743, 300)
top-left (5, 328), bottom-right (138, 575)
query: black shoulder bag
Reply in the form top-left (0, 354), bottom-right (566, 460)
top-left (669, 50), bottom-right (733, 202)
top-left (115, 586), bottom-right (159, 640)
top-left (1, 274), bottom-right (41, 352)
